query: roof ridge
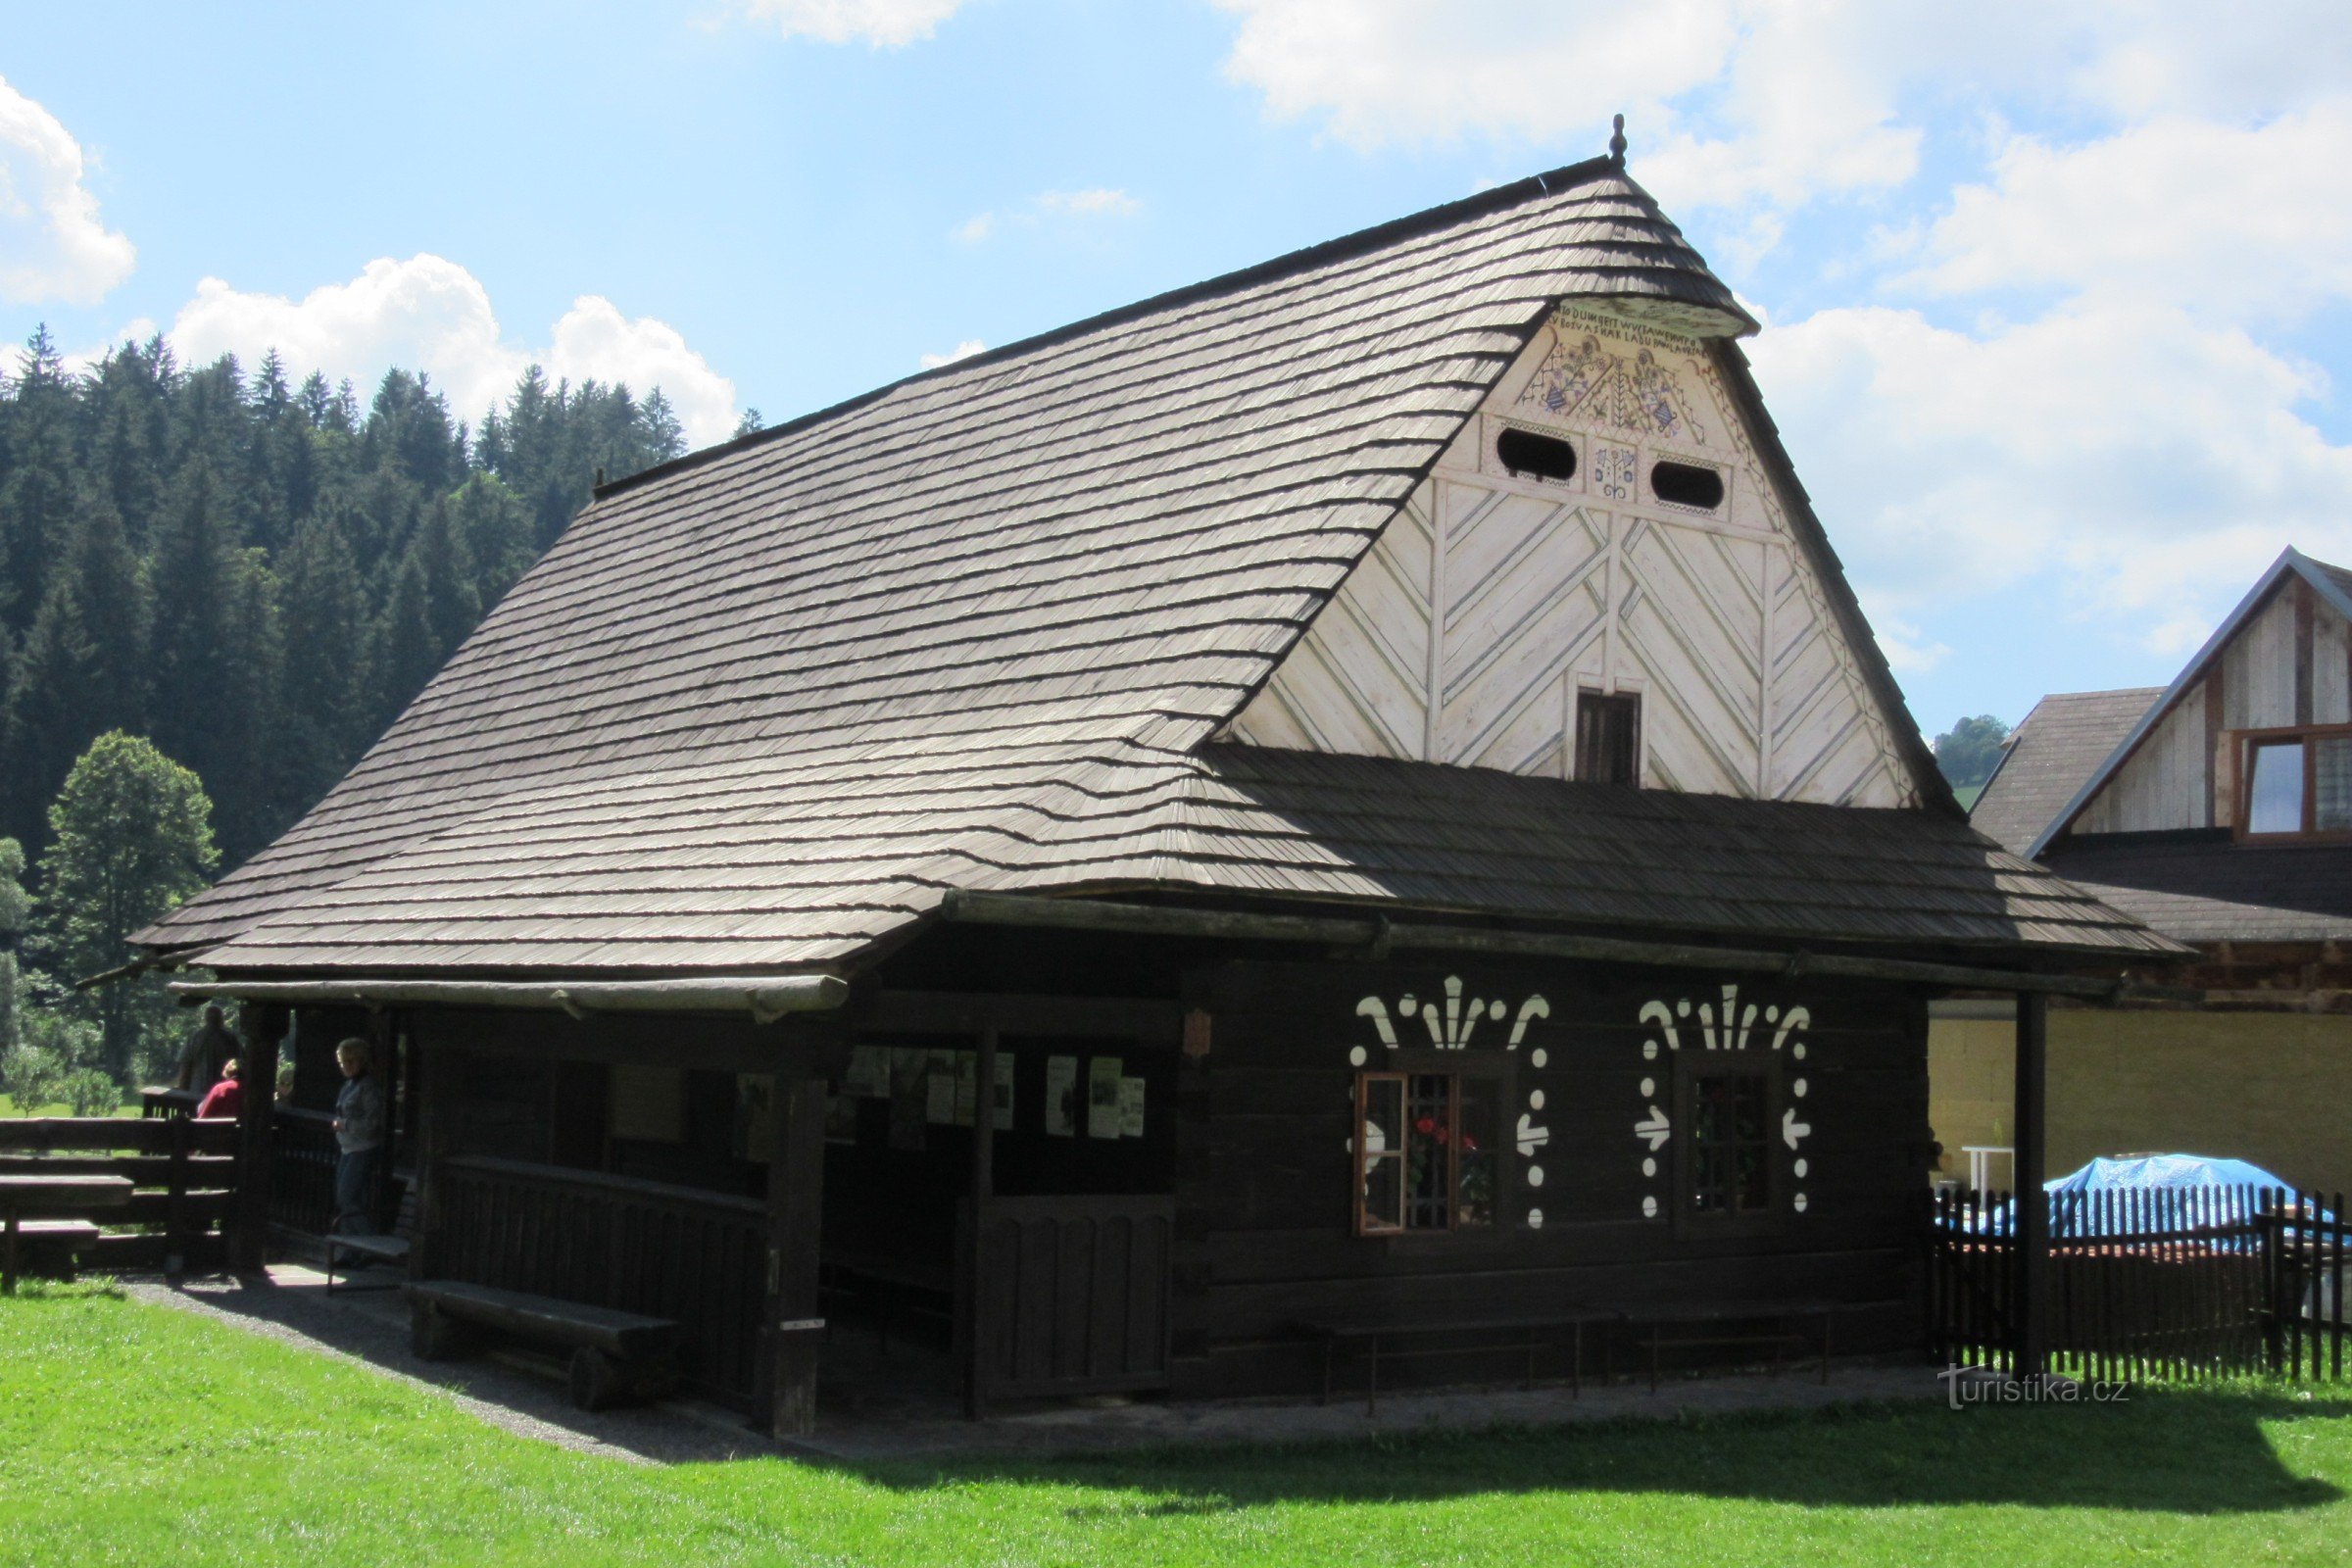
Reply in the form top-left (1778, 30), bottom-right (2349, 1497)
top-left (595, 157), bottom-right (1642, 503)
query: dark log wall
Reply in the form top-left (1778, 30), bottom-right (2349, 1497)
top-left (1175, 957), bottom-right (1932, 1397)
top-left (821, 1031), bottom-right (1182, 1283)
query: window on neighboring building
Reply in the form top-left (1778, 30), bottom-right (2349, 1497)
top-left (2240, 726), bottom-right (2352, 839)
top-left (1575, 691), bottom-right (1641, 786)
top-left (1676, 1058), bottom-right (1779, 1232)
top-left (1354, 1070), bottom-right (1499, 1234)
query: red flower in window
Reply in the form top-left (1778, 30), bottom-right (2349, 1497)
top-left (1460, 1134), bottom-right (1478, 1152)
top-left (1434, 1125), bottom-right (1450, 1145)
top-left (1414, 1115), bottom-right (1437, 1136)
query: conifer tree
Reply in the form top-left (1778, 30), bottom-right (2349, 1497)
top-left (1, 495), bottom-right (151, 848)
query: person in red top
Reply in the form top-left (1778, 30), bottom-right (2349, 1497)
top-left (195, 1059), bottom-right (243, 1120)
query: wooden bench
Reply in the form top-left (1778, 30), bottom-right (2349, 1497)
top-left (406, 1280), bottom-right (682, 1411)
top-left (0, 1174), bottom-right (132, 1293)
top-left (1601, 1298), bottom-right (1894, 1392)
top-left (1292, 1308), bottom-right (1623, 1414)
top-left (2, 1220), bottom-right (102, 1282)
top-left (326, 1177), bottom-right (416, 1295)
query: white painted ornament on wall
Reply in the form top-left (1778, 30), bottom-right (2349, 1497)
top-left (1517, 317), bottom-right (1710, 446)
top-left (1353, 975), bottom-right (1551, 1228)
top-left (1632, 983), bottom-right (1815, 1220)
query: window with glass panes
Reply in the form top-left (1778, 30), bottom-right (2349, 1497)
top-left (1676, 1058), bottom-right (1779, 1230)
top-left (1353, 1071), bottom-right (1500, 1234)
top-left (2241, 725), bottom-right (2352, 839)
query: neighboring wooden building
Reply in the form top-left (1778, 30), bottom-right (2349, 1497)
top-left (141, 148), bottom-right (2163, 1429)
top-left (1936, 548), bottom-right (2352, 1194)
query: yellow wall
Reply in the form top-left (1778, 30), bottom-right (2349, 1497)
top-left (1927, 1008), bottom-right (2352, 1196)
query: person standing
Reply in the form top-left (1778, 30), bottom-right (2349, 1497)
top-left (331, 1039), bottom-right (387, 1235)
top-left (172, 1005), bottom-right (237, 1097)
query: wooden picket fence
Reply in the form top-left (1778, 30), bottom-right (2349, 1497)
top-left (1930, 1184), bottom-right (2348, 1382)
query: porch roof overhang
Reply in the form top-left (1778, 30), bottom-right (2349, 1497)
top-left (937, 889), bottom-right (2177, 1002)
top-left (168, 972), bottom-right (848, 1023)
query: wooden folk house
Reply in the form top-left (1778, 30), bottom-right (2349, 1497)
top-left (138, 148), bottom-right (2169, 1430)
top-left (1937, 548), bottom-right (2352, 1195)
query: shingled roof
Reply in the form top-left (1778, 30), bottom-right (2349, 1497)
top-left (1971, 688), bottom-right (2163, 855)
top-left (2041, 836), bottom-right (2352, 945)
top-left (143, 158), bottom-right (2165, 976)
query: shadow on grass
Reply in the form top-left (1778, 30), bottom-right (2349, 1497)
top-left (27, 1280), bottom-right (2347, 1518)
top-left (834, 1389), bottom-right (2351, 1519)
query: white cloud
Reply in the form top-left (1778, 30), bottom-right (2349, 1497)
top-left (727, 0), bottom-right (969, 46)
top-left (918, 338), bottom-right (986, 369)
top-left (953, 187), bottom-right (1142, 244)
top-left (1748, 301), bottom-right (2352, 653)
top-left (0, 74), bottom-right (135, 305)
top-left (1207, 2), bottom-right (2352, 224)
top-left (163, 255), bottom-right (740, 448)
top-left (1902, 103), bottom-right (2352, 322)
top-left (1213, 0), bottom-right (1739, 154)
top-left (1856, 592), bottom-right (1952, 674)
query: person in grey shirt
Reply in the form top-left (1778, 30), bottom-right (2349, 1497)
top-left (331, 1038), bottom-right (387, 1235)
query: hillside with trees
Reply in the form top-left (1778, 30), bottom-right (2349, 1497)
top-left (0, 326), bottom-right (702, 1096)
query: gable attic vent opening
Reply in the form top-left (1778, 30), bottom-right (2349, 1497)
top-left (1650, 460), bottom-right (1725, 511)
top-left (1497, 427), bottom-right (1578, 483)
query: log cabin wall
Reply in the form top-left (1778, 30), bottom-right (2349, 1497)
top-left (1175, 956), bottom-right (1931, 1398)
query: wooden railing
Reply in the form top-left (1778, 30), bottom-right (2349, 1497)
top-left (0, 1116), bottom-right (239, 1271)
top-left (436, 1157), bottom-right (768, 1408)
top-left (964, 1194), bottom-right (1175, 1403)
top-left (270, 1106), bottom-right (340, 1240)
top-left (138, 1088), bottom-right (199, 1121)
top-left (1931, 1185), bottom-right (2345, 1382)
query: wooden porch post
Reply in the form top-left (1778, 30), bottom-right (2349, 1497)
top-left (964, 1024), bottom-right (998, 1421)
top-left (2012, 991), bottom-right (2050, 1378)
top-left (767, 1073), bottom-right (828, 1438)
top-left (413, 1034), bottom-right (452, 1283)
top-left (232, 1003), bottom-right (290, 1272)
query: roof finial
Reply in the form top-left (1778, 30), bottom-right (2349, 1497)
top-left (1609, 113), bottom-right (1628, 166)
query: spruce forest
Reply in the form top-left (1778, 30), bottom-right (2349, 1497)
top-left (0, 327), bottom-right (691, 865)
top-left (0, 326), bottom-right (699, 1094)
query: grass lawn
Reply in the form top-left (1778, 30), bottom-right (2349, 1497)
top-left (2, 1283), bottom-right (2348, 1567)
top-left (0, 1094), bottom-right (142, 1118)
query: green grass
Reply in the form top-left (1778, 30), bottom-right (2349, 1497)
top-left (0, 1093), bottom-right (141, 1118)
top-left (2, 1284), bottom-right (2349, 1567)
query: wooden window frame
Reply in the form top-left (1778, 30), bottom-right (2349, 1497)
top-left (2233, 721), bottom-right (2352, 844)
top-left (1575, 689), bottom-right (1642, 787)
top-left (1672, 1053), bottom-right (1784, 1239)
top-left (1351, 1054), bottom-right (1510, 1238)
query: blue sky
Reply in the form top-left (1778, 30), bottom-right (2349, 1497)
top-left (6, 0), bottom-right (2352, 741)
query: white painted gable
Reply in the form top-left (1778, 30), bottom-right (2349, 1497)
top-left (1225, 304), bottom-right (1916, 808)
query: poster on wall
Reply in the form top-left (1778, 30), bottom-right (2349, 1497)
top-left (888, 1048), bottom-right (927, 1152)
top-left (994, 1053), bottom-right (1015, 1131)
top-left (1045, 1055), bottom-right (1078, 1136)
top-left (1118, 1076), bottom-right (1146, 1138)
top-left (1088, 1055), bottom-right (1124, 1140)
top-left (845, 1045), bottom-right (890, 1099)
top-left (925, 1049), bottom-right (957, 1125)
top-left (735, 1074), bottom-right (776, 1162)
top-left (954, 1051), bottom-right (979, 1127)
